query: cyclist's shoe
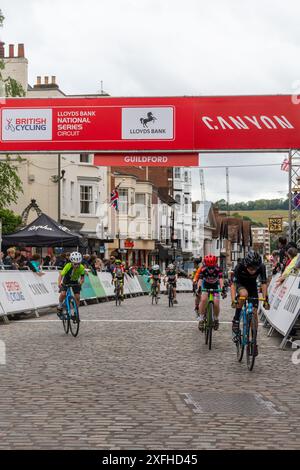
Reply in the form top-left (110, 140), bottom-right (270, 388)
top-left (214, 319), bottom-right (219, 331)
top-left (121, 295), bottom-right (124, 301)
top-left (198, 319), bottom-right (205, 331)
top-left (57, 306), bottom-right (63, 319)
top-left (232, 320), bottom-right (240, 335)
top-left (174, 299), bottom-right (178, 304)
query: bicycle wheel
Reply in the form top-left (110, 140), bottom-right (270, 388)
top-left (168, 286), bottom-right (173, 307)
top-left (115, 285), bottom-right (119, 306)
top-left (247, 318), bottom-right (257, 371)
top-left (62, 309), bottom-right (70, 335)
top-left (237, 313), bottom-right (245, 362)
top-left (205, 303), bottom-right (213, 350)
top-left (69, 297), bottom-right (80, 337)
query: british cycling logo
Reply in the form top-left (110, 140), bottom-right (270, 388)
top-left (5, 118), bottom-right (15, 132)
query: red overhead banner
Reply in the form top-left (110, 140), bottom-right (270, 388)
top-left (94, 153), bottom-right (200, 167)
top-left (1, 95), bottom-right (300, 153)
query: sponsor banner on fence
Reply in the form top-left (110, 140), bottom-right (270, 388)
top-left (88, 273), bottom-right (106, 298)
top-left (97, 272), bottom-right (115, 297)
top-left (127, 276), bottom-right (143, 294)
top-left (20, 271), bottom-right (58, 309)
top-left (0, 271), bottom-right (34, 314)
top-left (80, 275), bottom-right (97, 300)
top-left (264, 274), bottom-right (300, 336)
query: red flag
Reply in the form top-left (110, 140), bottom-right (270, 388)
top-left (281, 158), bottom-right (289, 172)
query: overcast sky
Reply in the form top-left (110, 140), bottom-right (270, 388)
top-left (1, 0), bottom-right (297, 202)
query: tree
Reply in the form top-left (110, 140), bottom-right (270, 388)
top-left (0, 9), bottom-right (24, 210)
top-left (0, 208), bottom-right (22, 234)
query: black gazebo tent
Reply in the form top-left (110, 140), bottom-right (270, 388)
top-left (2, 213), bottom-right (83, 247)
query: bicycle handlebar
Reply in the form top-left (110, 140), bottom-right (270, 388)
top-left (202, 288), bottom-right (222, 293)
top-left (238, 296), bottom-right (266, 301)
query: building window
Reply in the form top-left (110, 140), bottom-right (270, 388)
top-left (185, 197), bottom-right (189, 214)
top-left (80, 153), bottom-right (92, 163)
top-left (80, 185), bottom-right (93, 214)
top-left (184, 171), bottom-right (189, 183)
top-left (162, 204), bottom-right (167, 216)
top-left (119, 188), bottom-right (128, 214)
top-left (174, 168), bottom-right (181, 179)
top-left (175, 194), bottom-right (181, 205)
top-left (136, 193), bottom-right (145, 217)
top-left (70, 181), bottom-right (74, 201)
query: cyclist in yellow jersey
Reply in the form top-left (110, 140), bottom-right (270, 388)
top-left (57, 252), bottom-right (85, 317)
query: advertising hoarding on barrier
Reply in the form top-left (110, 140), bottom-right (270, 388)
top-left (80, 275), bottom-right (97, 301)
top-left (94, 153), bottom-right (200, 167)
top-left (88, 273), bottom-right (106, 298)
top-left (262, 274), bottom-right (300, 338)
top-left (97, 272), bottom-right (115, 297)
top-left (127, 276), bottom-right (143, 294)
top-left (1, 95), bottom-right (300, 153)
top-left (19, 271), bottom-right (58, 309)
top-left (0, 271), bottom-right (34, 314)
top-left (0, 300), bottom-right (5, 317)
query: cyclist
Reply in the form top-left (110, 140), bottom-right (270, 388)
top-left (198, 254), bottom-right (225, 331)
top-left (193, 257), bottom-right (203, 315)
top-left (164, 263), bottom-right (178, 304)
top-left (149, 264), bottom-right (161, 298)
top-left (112, 259), bottom-right (125, 300)
top-left (231, 250), bottom-right (270, 356)
top-left (57, 251), bottom-right (85, 318)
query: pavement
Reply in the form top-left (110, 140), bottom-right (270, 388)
top-left (0, 292), bottom-right (299, 450)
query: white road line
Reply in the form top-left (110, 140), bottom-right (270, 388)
top-left (12, 319), bottom-right (263, 325)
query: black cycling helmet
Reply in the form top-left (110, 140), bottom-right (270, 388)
top-left (244, 251), bottom-right (262, 268)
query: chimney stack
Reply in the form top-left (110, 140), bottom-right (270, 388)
top-left (18, 43), bottom-right (25, 58)
top-left (44, 76), bottom-right (49, 85)
top-left (36, 76), bottom-right (41, 85)
top-left (0, 41), bottom-right (4, 58)
top-left (51, 76), bottom-right (56, 85)
top-left (9, 44), bottom-right (14, 58)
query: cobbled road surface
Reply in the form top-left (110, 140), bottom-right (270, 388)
top-left (0, 293), bottom-right (299, 450)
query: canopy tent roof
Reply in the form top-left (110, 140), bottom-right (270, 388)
top-left (2, 213), bottom-right (83, 247)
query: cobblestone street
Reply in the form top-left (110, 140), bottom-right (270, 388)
top-left (0, 293), bottom-right (299, 450)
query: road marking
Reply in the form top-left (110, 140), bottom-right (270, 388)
top-left (13, 319), bottom-right (263, 325)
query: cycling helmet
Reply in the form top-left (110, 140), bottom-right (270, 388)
top-left (152, 264), bottom-right (160, 271)
top-left (244, 251), bottom-right (262, 268)
top-left (70, 251), bottom-right (82, 264)
top-left (204, 254), bottom-right (217, 267)
top-left (115, 259), bottom-right (122, 265)
top-left (168, 263), bottom-right (174, 270)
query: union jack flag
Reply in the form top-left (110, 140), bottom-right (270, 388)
top-left (281, 158), bottom-right (290, 172)
top-left (110, 188), bottom-right (119, 211)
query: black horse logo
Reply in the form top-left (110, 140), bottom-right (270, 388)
top-left (140, 112), bottom-right (157, 128)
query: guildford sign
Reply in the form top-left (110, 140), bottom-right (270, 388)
top-left (0, 95), bottom-right (300, 153)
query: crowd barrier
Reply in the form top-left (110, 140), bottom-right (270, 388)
top-left (0, 271), bottom-right (193, 321)
top-left (261, 272), bottom-right (300, 349)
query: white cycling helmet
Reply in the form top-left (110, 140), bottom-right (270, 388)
top-left (152, 264), bottom-right (160, 270)
top-left (70, 251), bottom-right (82, 263)
top-left (168, 263), bottom-right (174, 269)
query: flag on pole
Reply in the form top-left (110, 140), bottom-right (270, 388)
top-left (281, 158), bottom-right (289, 172)
top-left (110, 188), bottom-right (119, 211)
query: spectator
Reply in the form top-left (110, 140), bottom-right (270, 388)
top-left (27, 254), bottom-right (44, 276)
top-left (138, 264), bottom-right (149, 275)
top-left (278, 237), bottom-right (288, 271)
top-left (3, 247), bottom-right (18, 270)
top-left (88, 255), bottom-right (98, 275)
top-left (82, 254), bottom-right (91, 267)
top-left (54, 253), bottom-right (67, 270)
top-left (270, 250), bottom-right (281, 275)
top-left (0, 251), bottom-right (4, 270)
top-left (276, 247), bottom-right (299, 285)
top-left (43, 255), bottom-right (51, 267)
top-left (95, 258), bottom-right (103, 272)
